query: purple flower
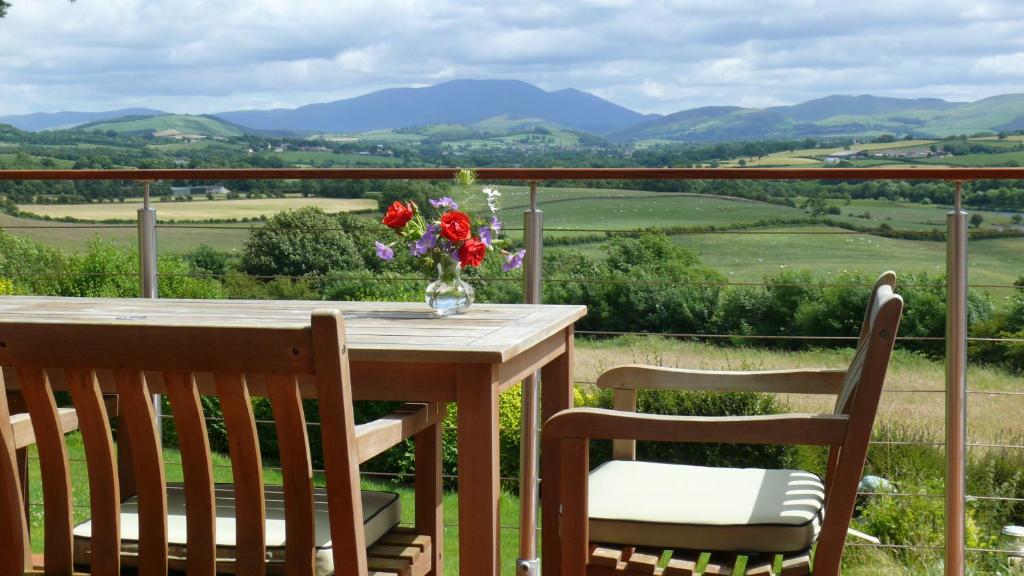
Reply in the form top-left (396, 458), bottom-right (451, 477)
top-left (478, 226), bottom-right (492, 247)
top-left (411, 224), bottom-right (439, 256)
top-left (374, 241), bottom-right (394, 261)
top-left (502, 249), bottom-right (526, 272)
top-left (429, 196), bottom-right (459, 210)
top-left (489, 215), bottom-right (503, 233)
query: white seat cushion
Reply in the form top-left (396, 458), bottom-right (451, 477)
top-left (72, 483), bottom-right (401, 575)
top-left (588, 460), bottom-right (824, 553)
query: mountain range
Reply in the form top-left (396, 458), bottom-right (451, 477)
top-left (3, 79), bottom-right (1024, 143)
top-left (0, 108), bottom-right (164, 132)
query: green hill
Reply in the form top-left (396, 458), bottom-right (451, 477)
top-left (77, 114), bottom-right (247, 138)
top-left (613, 94), bottom-right (1024, 143)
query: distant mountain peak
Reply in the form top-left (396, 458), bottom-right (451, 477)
top-left (213, 79), bottom-right (647, 135)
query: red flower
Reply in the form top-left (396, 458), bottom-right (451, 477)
top-left (382, 201), bottom-right (415, 229)
top-left (440, 211), bottom-right (472, 242)
top-left (459, 237), bottom-right (487, 267)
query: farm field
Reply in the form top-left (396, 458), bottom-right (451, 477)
top-left (271, 150), bottom-right (410, 166)
top-left (668, 226), bottom-right (1023, 288)
top-left (16, 196), bottom-right (377, 221)
top-left (916, 148), bottom-right (1024, 166)
top-left (484, 185), bottom-right (807, 231)
top-left (484, 186), bottom-right (1014, 233)
top-left (0, 213), bottom-right (253, 252)
top-left (3, 187), bottom-right (1020, 285)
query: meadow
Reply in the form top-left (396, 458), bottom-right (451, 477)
top-left (16, 196), bottom-right (376, 221)
top-left (5, 187), bottom-right (1023, 291)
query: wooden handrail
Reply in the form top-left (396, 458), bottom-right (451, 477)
top-left (1, 167), bottom-right (1024, 181)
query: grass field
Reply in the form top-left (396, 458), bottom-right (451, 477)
top-left (718, 137), bottom-right (1024, 169)
top-left (486, 186), bottom-right (1014, 233)
top-left (5, 188), bottom-right (1022, 287)
top-left (917, 148), bottom-right (1024, 166)
top-left (270, 150), bottom-right (409, 166)
top-left (667, 226), bottom-right (1023, 288)
top-left (16, 197), bottom-right (377, 221)
top-left (81, 114), bottom-right (245, 138)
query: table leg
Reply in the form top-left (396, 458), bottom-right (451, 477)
top-left (541, 327), bottom-right (575, 576)
top-left (457, 364), bottom-right (501, 575)
top-left (415, 404), bottom-right (444, 576)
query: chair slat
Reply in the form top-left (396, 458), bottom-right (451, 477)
top-left (0, 369), bottom-right (31, 574)
top-left (165, 372), bottom-right (216, 576)
top-left (214, 373), bottom-right (266, 576)
top-left (311, 310), bottom-right (366, 576)
top-left (589, 545), bottom-right (623, 567)
top-left (267, 373), bottom-right (316, 576)
top-left (663, 551), bottom-right (698, 575)
top-left (67, 368), bottom-right (120, 576)
top-left (624, 547), bottom-right (661, 573)
top-left (744, 554), bottom-right (777, 575)
top-left (115, 370), bottom-right (167, 576)
top-left (779, 552), bottom-right (811, 576)
top-left (19, 366), bottom-right (73, 575)
top-left (703, 553), bottom-right (737, 575)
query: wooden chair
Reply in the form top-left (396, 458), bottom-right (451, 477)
top-left (0, 309), bottom-right (443, 576)
top-left (544, 272), bottom-right (903, 576)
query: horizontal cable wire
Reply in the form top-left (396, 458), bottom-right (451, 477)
top-left (4, 267), bottom-right (1021, 291)
top-left (31, 457), bottom-right (1024, 502)
top-left (846, 542), bottom-right (1024, 555)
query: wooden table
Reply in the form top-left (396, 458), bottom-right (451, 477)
top-left (0, 296), bottom-right (585, 576)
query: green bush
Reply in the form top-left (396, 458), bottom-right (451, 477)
top-left (240, 207), bottom-right (365, 280)
top-left (855, 479), bottom-right (983, 567)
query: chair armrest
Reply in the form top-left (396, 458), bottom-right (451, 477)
top-left (354, 402), bottom-right (445, 464)
top-left (9, 407), bottom-right (80, 450)
top-left (543, 407), bottom-right (848, 446)
top-left (596, 365), bottom-right (847, 394)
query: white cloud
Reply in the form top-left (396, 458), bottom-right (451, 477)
top-left (0, 0), bottom-right (1023, 115)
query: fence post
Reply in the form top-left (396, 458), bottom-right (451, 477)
top-left (946, 180), bottom-right (967, 576)
top-left (136, 180), bottom-right (161, 429)
top-left (517, 181), bottom-right (543, 576)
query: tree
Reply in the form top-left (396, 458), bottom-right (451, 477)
top-left (1012, 214), bottom-right (1022, 225)
top-left (970, 214), bottom-right (984, 229)
top-left (240, 207), bottom-right (365, 279)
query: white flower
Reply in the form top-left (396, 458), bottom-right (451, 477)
top-left (482, 187), bottom-right (501, 213)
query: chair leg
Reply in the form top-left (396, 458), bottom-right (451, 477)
top-left (414, 404), bottom-right (444, 576)
top-left (560, 438), bottom-right (589, 576)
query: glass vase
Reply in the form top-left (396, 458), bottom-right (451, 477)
top-left (425, 262), bottom-right (475, 316)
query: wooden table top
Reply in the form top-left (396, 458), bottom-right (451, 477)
top-left (0, 296), bottom-right (586, 364)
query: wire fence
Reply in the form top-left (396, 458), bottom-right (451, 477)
top-left (4, 174), bottom-right (1024, 568)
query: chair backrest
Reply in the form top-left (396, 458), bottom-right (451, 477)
top-left (833, 271), bottom-right (898, 416)
top-left (813, 274), bottom-right (903, 573)
top-left (0, 309), bottom-right (367, 576)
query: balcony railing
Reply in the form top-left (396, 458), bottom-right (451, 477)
top-left (3, 166), bottom-right (1024, 575)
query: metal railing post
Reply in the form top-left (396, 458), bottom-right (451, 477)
top-left (518, 181), bottom-right (543, 575)
top-left (137, 180), bottom-right (161, 429)
top-left (946, 180), bottom-right (967, 576)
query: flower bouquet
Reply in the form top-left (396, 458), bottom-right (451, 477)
top-left (373, 169), bottom-right (525, 315)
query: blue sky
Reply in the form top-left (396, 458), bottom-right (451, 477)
top-left (1, 0), bottom-right (1023, 115)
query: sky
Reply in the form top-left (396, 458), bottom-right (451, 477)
top-left (1, 0), bottom-right (1024, 116)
